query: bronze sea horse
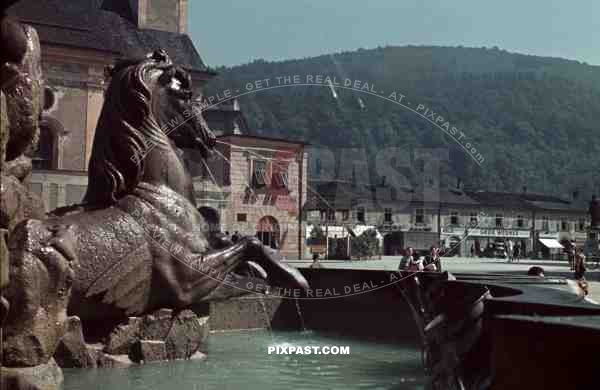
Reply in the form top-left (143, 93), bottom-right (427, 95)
top-left (1, 50), bottom-right (308, 367)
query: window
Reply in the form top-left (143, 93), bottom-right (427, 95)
top-left (579, 219), bottom-right (586, 231)
top-left (320, 210), bottom-right (327, 222)
top-left (342, 210), bottom-right (350, 221)
top-left (237, 213), bottom-right (247, 222)
top-left (356, 207), bottom-right (365, 223)
top-left (469, 212), bottom-right (478, 226)
top-left (495, 214), bottom-right (503, 228)
top-left (542, 216), bottom-right (549, 231)
top-left (450, 211), bottom-right (459, 225)
top-left (32, 125), bottom-right (55, 169)
top-left (415, 208), bottom-right (424, 224)
top-left (252, 160), bottom-right (267, 188)
top-left (327, 209), bottom-right (335, 222)
top-left (561, 220), bottom-right (569, 231)
top-left (272, 167), bottom-right (288, 189)
top-left (517, 215), bottom-right (524, 228)
top-left (384, 208), bottom-right (392, 223)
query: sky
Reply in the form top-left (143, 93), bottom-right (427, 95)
top-left (188, 0), bottom-right (599, 68)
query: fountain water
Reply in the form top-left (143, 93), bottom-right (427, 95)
top-left (294, 298), bottom-right (307, 332)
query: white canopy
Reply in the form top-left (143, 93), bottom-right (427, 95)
top-left (539, 238), bottom-right (563, 249)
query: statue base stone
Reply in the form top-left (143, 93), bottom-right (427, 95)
top-left (54, 309), bottom-right (210, 369)
top-left (0, 359), bottom-right (63, 390)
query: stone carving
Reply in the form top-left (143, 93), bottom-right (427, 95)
top-left (53, 309), bottom-right (209, 367)
top-left (1, 4), bottom-right (51, 389)
top-left (1, 50), bottom-right (308, 369)
top-left (590, 195), bottom-right (600, 230)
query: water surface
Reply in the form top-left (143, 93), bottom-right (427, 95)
top-left (63, 330), bottom-right (425, 390)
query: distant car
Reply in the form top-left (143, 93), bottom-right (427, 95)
top-left (482, 240), bottom-right (507, 258)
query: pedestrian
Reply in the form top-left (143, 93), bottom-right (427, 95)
top-left (513, 242), bottom-right (520, 262)
top-left (568, 242), bottom-right (576, 270)
top-left (574, 248), bottom-right (587, 280)
top-left (470, 243), bottom-right (475, 258)
top-left (430, 244), bottom-right (441, 269)
top-left (399, 247), bottom-right (415, 271)
top-left (310, 253), bottom-right (323, 269)
top-left (506, 239), bottom-right (514, 263)
top-left (574, 248), bottom-right (589, 296)
top-left (527, 266), bottom-right (545, 277)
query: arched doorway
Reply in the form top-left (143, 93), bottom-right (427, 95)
top-left (256, 216), bottom-right (280, 249)
top-left (198, 206), bottom-right (220, 234)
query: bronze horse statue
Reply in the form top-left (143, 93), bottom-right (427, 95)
top-left (1, 50), bottom-right (308, 367)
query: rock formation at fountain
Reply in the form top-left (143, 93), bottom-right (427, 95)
top-left (1, 5), bottom-right (55, 389)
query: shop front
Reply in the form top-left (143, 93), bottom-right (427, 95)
top-left (464, 227), bottom-right (531, 257)
top-left (440, 226), bottom-right (466, 256)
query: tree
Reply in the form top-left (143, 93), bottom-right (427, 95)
top-left (351, 229), bottom-right (380, 259)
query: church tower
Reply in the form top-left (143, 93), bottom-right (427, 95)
top-left (128, 0), bottom-right (188, 33)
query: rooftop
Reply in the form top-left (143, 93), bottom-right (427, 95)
top-left (307, 183), bottom-right (589, 214)
top-left (7, 0), bottom-right (209, 73)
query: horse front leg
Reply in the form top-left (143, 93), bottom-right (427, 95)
top-left (241, 237), bottom-right (309, 291)
top-left (161, 236), bottom-right (308, 306)
top-left (160, 238), bottom-right (254, 307)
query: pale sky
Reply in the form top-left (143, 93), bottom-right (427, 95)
top-left (188, 0), bottom-right (599, 67)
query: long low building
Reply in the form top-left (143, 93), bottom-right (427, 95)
top-left (305, 180), bottom-right (593, 259)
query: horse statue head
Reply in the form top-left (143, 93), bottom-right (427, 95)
top-left (84, 49), bottom-right (215, 206)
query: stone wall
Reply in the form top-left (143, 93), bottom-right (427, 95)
top-left (209, 268), bottom-right (422, 344)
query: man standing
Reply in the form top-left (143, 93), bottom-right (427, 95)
top-left (399, 247), bottom-right (415, 270)
top-left (506, 239), bottom-right (514, 262)
top-left (513, 242), bottom-right (521, 263)
top-left (574, 248), bottom-right (587, 281)
top-left (574, 248), bottom-right (589, 296)
top-left (568, 242), bottom-right (576, 271)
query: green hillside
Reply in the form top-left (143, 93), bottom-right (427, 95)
top-left (204, 45), bottom-right (600, 200)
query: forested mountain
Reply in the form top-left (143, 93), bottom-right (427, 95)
top-left (204, 45), bottom-right (600, 200)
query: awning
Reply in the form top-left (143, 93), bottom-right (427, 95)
top-left (539, 238), bottom-right (563, 249)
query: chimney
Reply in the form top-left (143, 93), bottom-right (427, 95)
top-left (129, 0), bottom-right (188, 33)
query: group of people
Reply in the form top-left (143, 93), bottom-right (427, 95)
top-left (505, 239), bottom-right (525, 262)
top-left (223, 231), bottom-right (242, 243)
top-left (398, 246), bottom-right (440, 272)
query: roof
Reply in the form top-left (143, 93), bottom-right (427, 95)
top-left (7, 0), bottom-right (209, 72)
top-left (218, 133), bottom-right (310, 146)
top-left (307, 185), bottom-right (589, 214)
top-left (306, 181), bottom-right (480, 210)
top-left (526, 200), bottom-right (588, 213)
top-left (466, 191), bottom-right (588, 213)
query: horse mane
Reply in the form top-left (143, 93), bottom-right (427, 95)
top-left (83, 51), bottom-right (174, 205)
